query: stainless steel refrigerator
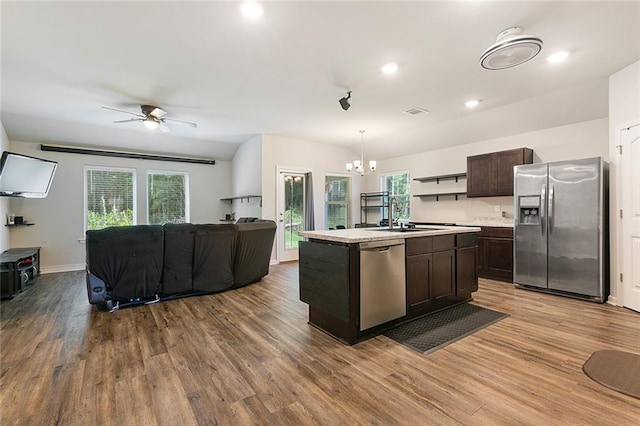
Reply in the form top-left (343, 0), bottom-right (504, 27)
top-left (513, 157), bottom-right (608, 302)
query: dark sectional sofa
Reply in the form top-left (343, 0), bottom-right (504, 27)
top-left (85, 220), bottom-right (276, 311)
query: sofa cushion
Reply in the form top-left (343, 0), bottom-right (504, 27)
top-left (86, 225), bottom-right (164, 301)
top-left (162, 223), bottom-right (195, 295)
top-left (192, 224), bottom-right (237, 292)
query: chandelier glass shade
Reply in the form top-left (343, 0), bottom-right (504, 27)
top-left (346, 130), bottom-right (376, 176)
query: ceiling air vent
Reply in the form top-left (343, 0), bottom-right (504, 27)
top-left (403, 107), bottom-right (430, 116)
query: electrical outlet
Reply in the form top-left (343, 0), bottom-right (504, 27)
top-left (494, 205), bottom-right (500, 212)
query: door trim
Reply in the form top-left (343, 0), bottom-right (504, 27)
top-left (276, 166), bottom-right (311, 263)
top-left (616, 120), bottom-right (640, 310)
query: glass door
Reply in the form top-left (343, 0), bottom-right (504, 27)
top-left (277, 171), bottom-right (306, 262)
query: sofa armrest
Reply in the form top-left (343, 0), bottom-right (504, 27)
top-left (233, 220), bottom-right (276, 287)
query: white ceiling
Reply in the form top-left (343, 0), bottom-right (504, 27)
top-left (2, 1), bottom-right (639, 161)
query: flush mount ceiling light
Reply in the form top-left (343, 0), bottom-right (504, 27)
top-left (346, 130), bottom-right (376, 176)
top-left (241, 2), bottom-right (264, 19)
top-left (381, 62), bottom-right (399, 75)
top-left (465, 99), bottom-right (480, 108)
top-left (480, 27), bottom-right (543, 70)
top-left (547, 50), bottom-right (569, 64)
top-left (339, 91), bottom-right (352, 111)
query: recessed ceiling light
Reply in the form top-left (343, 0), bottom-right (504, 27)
top-left (381, 62), bottom-right (399, 75)
top-left (241, 2), bottom-right (264, 19)
top-left (547, 51), bottom-right (569, 64)
top-left (465, 99), bottom-right (480, 108)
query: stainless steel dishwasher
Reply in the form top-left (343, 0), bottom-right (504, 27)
top-left (359, 239), bottom-right (406, 331)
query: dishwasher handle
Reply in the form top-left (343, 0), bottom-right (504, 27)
top-left (359, 239), bottom-right (405, 251)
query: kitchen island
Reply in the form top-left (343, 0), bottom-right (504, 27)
top-left (299, 225), bottom-right (480, 345)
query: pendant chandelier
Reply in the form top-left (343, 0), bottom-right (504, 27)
top-left (346, 130), bottom-right (376, 176)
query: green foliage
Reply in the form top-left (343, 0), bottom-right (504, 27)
top-left (148, 174), bottom-right (186, 224)
top-left (385, 173), bottom-right (410, 220)
top-left (87, 207), bottom-right (134, 230)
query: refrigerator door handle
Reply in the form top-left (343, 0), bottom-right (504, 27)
top-left (549, 183), bottom-right (555, 234)
top-left (540, 184), bottom-right (546, 234)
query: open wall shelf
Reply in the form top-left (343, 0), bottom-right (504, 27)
top-left (413, 173), bottom-right (466, 184)
top-left (220, 195), bottom-right (262, 206)
top-left (413, 192), bottom-right (467, 201)
top-left (413, 172), bottom-right (467, 201)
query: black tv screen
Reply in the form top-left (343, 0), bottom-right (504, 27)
top-left (0, 151), bottom-right (58, 198)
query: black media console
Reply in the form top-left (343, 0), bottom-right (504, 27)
top-left (1, 247), bottom-right (41, 299)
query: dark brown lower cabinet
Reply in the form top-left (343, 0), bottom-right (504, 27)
top-left (406, 253), bottom-right (431, 313)
top-left (406, 234), bottom-right (476, 317)
top-left (477, 227), bottom-right (513, 283)
top-left (456, 245), bottom-right (478, 298)
top-left (432, 250), bottom-right (455, 299)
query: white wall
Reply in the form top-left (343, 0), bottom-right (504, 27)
top-left (262, 134), bottom-right (362, 225)
top-left (609, 60), bottom-right (640, 304)
top-left (8, 141), bottom-right (231, 272)
top-left (261, 134), bottom-right (361, 262)
top-left (230, 135), bottom-right (263, 219)
top-left (0, 122), bottom-right (10, 252)
top-left (366, 118), bottom-right (609, 224)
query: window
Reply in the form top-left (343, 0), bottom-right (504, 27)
top-left (147, 171), bottom-right (189, 225)
top-left (325, 175), bottom-right (351, 229)
top-left (85, 167), bottom-right (136, 231)
top-left (382, 171), bottom-right (410, 220)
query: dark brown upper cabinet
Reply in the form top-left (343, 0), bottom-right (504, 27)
top-left (467, 148), bottom-right (533, 197)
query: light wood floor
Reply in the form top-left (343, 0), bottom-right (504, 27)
top-left (1, 262), bottom-right (639, 425)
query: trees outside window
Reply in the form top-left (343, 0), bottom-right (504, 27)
top-left (325, 175), bottom-right (351, 229)
top-left (382, 172), bottom-right (410, 220)
top-left (147, 172), bottom-right (189, 225)
top-left (85, 167), bottom-right (136, 231)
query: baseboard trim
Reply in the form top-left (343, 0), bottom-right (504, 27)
top-left (41, 264), bottom-right (85, 274)
top-left (606, 295), bottom-right (619, 306)
top-left (270, 259), bottom-right (279, 266)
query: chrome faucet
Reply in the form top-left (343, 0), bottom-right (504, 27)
top-left (388, 196), bottom-right (398, 230)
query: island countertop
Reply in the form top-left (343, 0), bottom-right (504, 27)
top-left (300, 225), bottom-right (481, 244)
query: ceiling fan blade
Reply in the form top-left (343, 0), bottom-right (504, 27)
top-left (164, 118), bottom-right (197, 128)
top-left (149, 107), bottom-right (167, 118)
top-left (113, 118), bottom-right (143, 124)
top-left (158, 122), bottom-right (171, 133)
top-left (102, 106), bottom-right (144, 118)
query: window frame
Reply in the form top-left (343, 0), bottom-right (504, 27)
top-left (146, 170), bottom-right (190, 225)
top-left (324, 173), bottom-right (352, 229)
top-left (84, 165), bottom-right (137, 233)
top-left (380, 170), bottom-right (411, 221)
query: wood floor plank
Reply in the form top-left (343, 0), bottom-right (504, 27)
top-left (1, 264), bottom-right (639, 425)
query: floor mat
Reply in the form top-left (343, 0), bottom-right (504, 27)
top-left (383, 303), bottom-right (508, 354)
top-left (582, 350), bottom-right (640, 399)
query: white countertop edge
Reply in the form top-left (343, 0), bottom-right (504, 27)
top-left (455, 221), bottom-right (514, 228)
top-left (300, 225), bottom-right (481, 244)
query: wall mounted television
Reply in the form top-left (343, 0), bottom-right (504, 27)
top-left (0, 151), bottom-right (58, 198)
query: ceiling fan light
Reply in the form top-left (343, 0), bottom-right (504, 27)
top-left (143, 118), bottom-right (159, 130)
top-left (480, 27), bottom-right (543, 70)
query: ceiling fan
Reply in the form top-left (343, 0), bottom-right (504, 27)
top-left (102, 105), bottom-right (197, 133)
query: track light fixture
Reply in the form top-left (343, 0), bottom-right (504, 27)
top-left (339, 91), bottom-right (352, 111)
